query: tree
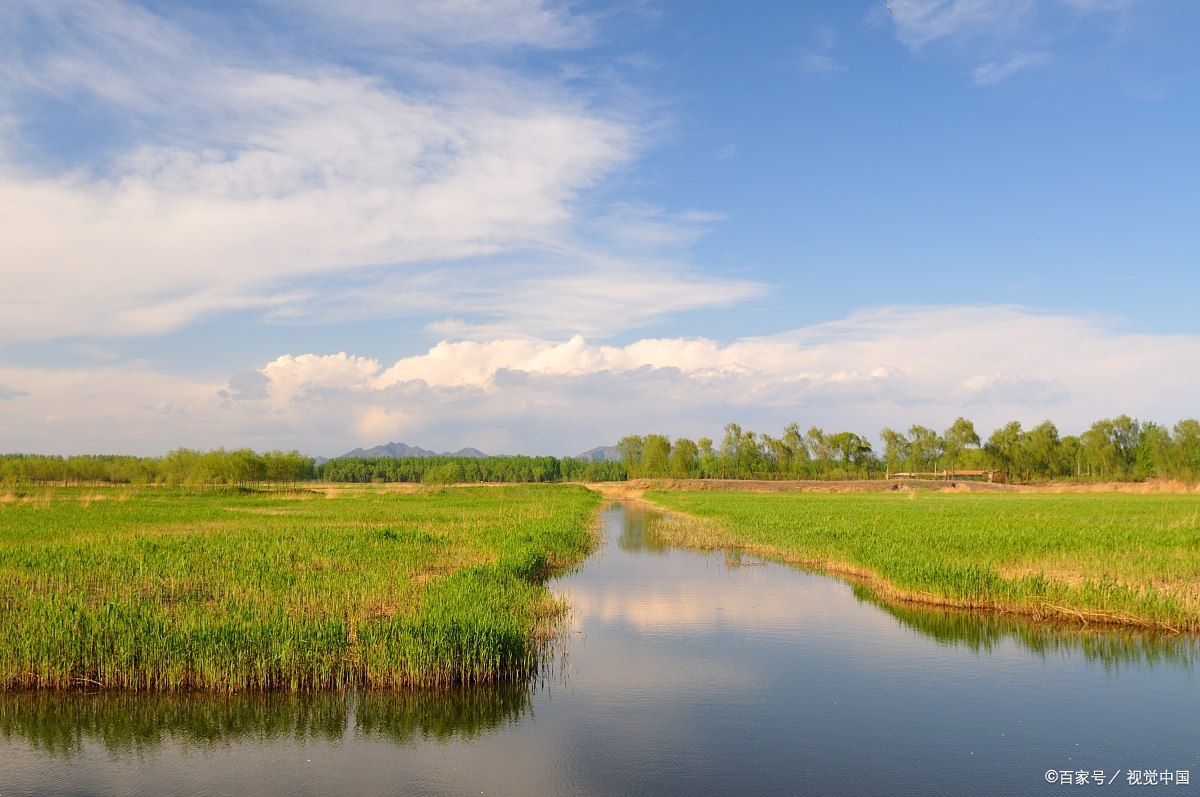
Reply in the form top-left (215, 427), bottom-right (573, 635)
top-left (880, 427), bottom-right (908, 476)
top-left (806, 427), bottom-right (831, 478)
top-left (697, 437), bottom-right (718, 478)
top-left (782, 422), bottom-right (809, 478)
top-left (828, 431), bottom-right (873, 477)
top-left (642, 434), bottom-right (672, 477)
top-left (942, 417), bottom-right (980, 473)
top-left (1084, 416), bottom-right (1141, 479)
top-left (1020, 421), bottom-right (1061, 481)
top-left (1137, 422), bottom-right (1172, 479)
top-left (907, 425), bottom-right (944, 472)
top-left (616, 435), bottom-right (645, 478)
top-left (985, 421), bottom-right (1023, 479)
top-left (669, 438), bottom-right (699, 478)
top-left (738, 428), bottom-right (765, 477)
top-left (1173, 419), bottom-right (1200, 480)
top-left (720, 423), bottom-right (743, 478)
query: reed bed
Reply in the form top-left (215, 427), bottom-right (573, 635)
top-left (0, 484), bottom-right (599, 691)
top-left (646, 490), bottom-right (1200, 633)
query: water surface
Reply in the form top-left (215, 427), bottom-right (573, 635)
top-left (1, 503), bottom-right (1196, 795)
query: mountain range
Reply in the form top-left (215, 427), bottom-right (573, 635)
top-left (338, 442), bottom-right (489, 459)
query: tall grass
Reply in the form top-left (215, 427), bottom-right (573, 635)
top-left (0, 484), bottom-right (599, 691)
top-left (646, 490), bottom-right (1200, 633)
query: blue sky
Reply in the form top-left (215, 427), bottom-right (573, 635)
top-left (1, 0), bottom-right (1198, 457)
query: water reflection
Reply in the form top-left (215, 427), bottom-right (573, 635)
top-left (853, 584), bottom-right (1199, 671)
top-left (614, 501), bottom-right (672, 553)
top-left (618, 500), bottom-right (1198, 669)
top-left (0, 683), bottom-right (532, 757)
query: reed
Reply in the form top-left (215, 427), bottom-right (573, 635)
top-left (0, 484), bottom-right (599, 691)
top-left (646, 490), bottom-right (1200, 633)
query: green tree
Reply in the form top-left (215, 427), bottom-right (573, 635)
top-left (697, 437), bottom-right (718, 478)
top-left (669, 438), bottom-right (699, 478)
top-left (720, 423), bottom-right (743, 478)
top-left (828, 431), bottom-right (873, 477)
top-left (617, 435), bottom-right (645, 478)
top-left (1019, 421), bottom-right (1062, 481)
top-left (942, 417), bottom-right (980, 473)
top-left (782, 422), bottom-right (809, 478)
top-left (907, 425), bottom-right (944, 472)
top-left (1173, 419), bottom-right (1200, 480)
top-left (806, 427), bottom-right (831, 478)
top-left (880, 427), bottom-right (908, 476)
top-left (642, 434), bottom-right (672, 477)
top-left (985, 421), bottom-right (1023, 479)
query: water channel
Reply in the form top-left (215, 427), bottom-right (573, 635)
top-left (2, 503), bottom-right (1197, 795)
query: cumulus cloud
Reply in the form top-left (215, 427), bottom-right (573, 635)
top-left (4, 306), bottom-right (1195, 456)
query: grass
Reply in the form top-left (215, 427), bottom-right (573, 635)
top-left (0, 484), bottom-right (600, 691)
top-left (645, 490), bottom-right (1200, 633)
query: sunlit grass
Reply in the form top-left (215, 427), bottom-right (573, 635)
top-left (0, 484), bottom-right (599, 691)
top-left (646, 490), bottom-right (1200, 633)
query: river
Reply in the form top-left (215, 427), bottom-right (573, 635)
top-left (1, 502), bottom-right (1196, 795)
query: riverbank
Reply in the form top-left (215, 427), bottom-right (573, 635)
top-left (638, 488), bottom-right (1200, 634)
top-left (0, 484), bottom-right (600, 691)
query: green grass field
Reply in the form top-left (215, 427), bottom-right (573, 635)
top-left (646, 490), bottom-right (1200, 633)
top-left (0, 484), bottom-right (600, 691)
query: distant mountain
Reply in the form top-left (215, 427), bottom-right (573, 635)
top-left (337, 442), bottom-right (489, 459)
top-left (575, 445), bottom-right (620, 462)
top-left (445, 447), bottom-right (488, 458)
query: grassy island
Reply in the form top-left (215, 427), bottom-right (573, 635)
top-left (0, 484), bottom-right (599, 691)
top-left (645, 489), bottom-right (1200, 633)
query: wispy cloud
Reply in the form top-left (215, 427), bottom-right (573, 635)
top-left (0, 383), bottom-right (31, 400)
top-left (972, 52), bottom-right (1051, 85)
top-left (887, 0), bottom-right (1033, 50)
top-left (885, 0), bottom-right (1136, 84)
top-left (0, 1), bottom-right (740, 345)
top-left (794, 21), bottom-right (846, 75)
top-left (274, 0), bottom-right (594, 51)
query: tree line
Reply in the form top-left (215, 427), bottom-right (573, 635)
top-left (0, 450), bottom-right (627, 486)
top-left (315, 455), bottom-right (626, 484)
top-left (618, 415), bottom-right (1200, 483)
top-left (4, 414), bottom-right (1197, 487)
top-left (0, 449), bottom-right (315, 486)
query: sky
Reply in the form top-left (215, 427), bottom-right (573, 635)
top-left (1, 0), bottom-right (1198, 458)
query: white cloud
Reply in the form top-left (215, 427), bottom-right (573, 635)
top-left (886, 0), bottom-right (1136, 84)
top-left (277, 0), bottom-right (593, 50)
top-left (4, 306), bottom-right (1196, 456)
top-left (971, 52), bottom-right (1051, 85)
top-left (797, 52), bottom-right (846, 75)
top-left (0, 1), bottom-right (743, 345)
top-left (887, 0), bottom-right (1033, 50)
top-left (0, 69), bottom-right (635, 340)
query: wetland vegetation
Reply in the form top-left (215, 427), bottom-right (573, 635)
top-left (0, 484), bottom-right (599, 691)
top-left (646, 490), bottom-right (1200, 633)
